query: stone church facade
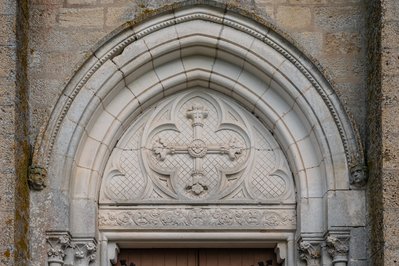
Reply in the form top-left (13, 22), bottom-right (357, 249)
top-left (0, 0), bottom-right (397, 265)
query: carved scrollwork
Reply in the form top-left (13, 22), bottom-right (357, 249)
top-left (98, 208), bottom-right (296, 229)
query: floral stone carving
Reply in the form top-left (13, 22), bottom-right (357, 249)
top-left (73, 239), bottom-right (97, 265)
top-left (98, 208), bottom-right (296, 229)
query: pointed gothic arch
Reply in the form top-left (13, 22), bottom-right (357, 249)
top-left (31, 4), bottom-right (366, 266)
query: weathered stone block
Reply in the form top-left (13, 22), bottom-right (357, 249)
top-left (382, 0), bottom-right (399, 22)
top-left (327, 190), bottom-right (366, 227)
top-left (105, 6), bottom-right (136, 27)
top-left (381, 48), bottom-right (399, 76)
top-left (58, 7), bottom-right (104, 28)
top-left (291, 31), bottom-right (323, 56)
top-left (288, 0), bottom-right (326, 4)
top-left (276, 6), bottom-right (311, 29)
top-left (350, 227), bottom-right (368, 260)
top-left (0, 15), bottom-right (15, 46)
top-left (0, 0), bottom-right (16, 15)
top-left (314, 6), bottom-right (365, 32)
top-left (382, 21), bottom-right (399, 49)
top-left (67, 0), bottom-right (97, 4)
top-left (0, 46), bottom-right (16, 78)
top-left (381, 74), bottom-right (399, 107)
top-left (325, 32), bottom-right (362, 55)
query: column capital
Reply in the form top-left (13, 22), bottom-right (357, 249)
top-left (298, 240), bottom-right (321, 266)
top-left (46, 231), bottom-right (72, 265)
top-left (72, 238), bottom-right (97, 265)
top-left (326, 234), bottom-right (350, 264)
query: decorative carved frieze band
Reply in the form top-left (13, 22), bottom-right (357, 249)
top-left (98, 208), bottom-right (296, 229)
top-left (326, 234), bottom-right (350, 264)
top-left (298, 241), bottom-right (321, 266)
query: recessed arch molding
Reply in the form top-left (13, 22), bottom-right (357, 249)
top-left (30, 4), bottom-right (366, 266)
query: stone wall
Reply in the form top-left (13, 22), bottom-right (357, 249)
top-left (0, 0), bottom-right (30, 265)
top-left (0, 0), bottom-right (395, 265)
top-left (368, 0), bottom-right (399, 264)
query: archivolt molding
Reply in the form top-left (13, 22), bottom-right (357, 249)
top-left (32, 5), bottom-right (364, 178)
top-left (31, 4), bottom-right (366, 246)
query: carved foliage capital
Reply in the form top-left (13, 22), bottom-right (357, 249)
top-left (73, 239), bottom-right (97, 264)
top-left (326, 235), bottom-right (349, 262)
top-left (46, 232), bottom-right (72, 263)
top-left (298, 241), bottom-right (321, 266)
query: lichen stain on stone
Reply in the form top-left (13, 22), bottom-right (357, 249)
top-left (4, 249), bottom-right (10, 258)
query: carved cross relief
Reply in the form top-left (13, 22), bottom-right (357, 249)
top-left (152, 103), bottom-right (244, 195)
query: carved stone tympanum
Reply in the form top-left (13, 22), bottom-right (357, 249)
top-left (100, 90), bottom-right (294, 204)
top-left (98, 90), bottom-right (295, 231)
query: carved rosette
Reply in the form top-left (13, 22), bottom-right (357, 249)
top-left (72, 239), bottom-right (97, 265)
top-left (298, 241), bottom-right (321, 266)
top-left (46, 232), bottom-right (72, 265)
top-left (326, 235), bottom-right (349, 264)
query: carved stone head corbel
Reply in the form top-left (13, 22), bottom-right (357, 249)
top-left (349, 164), bottom-right (367, 188)
top-left (28, 165), bottom-right (47, 190)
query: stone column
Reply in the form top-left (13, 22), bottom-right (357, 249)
top-left (46, 232), bottom-right (72, 266)
top-left (298, 241), bottom-right (321, 266)
top-left (326, 235), bottom-right (349, 266)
